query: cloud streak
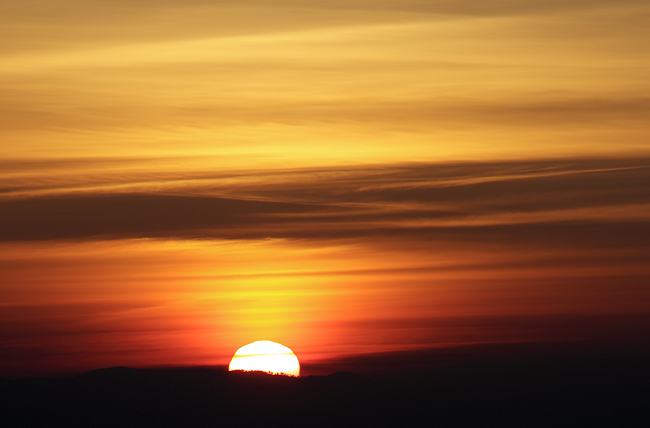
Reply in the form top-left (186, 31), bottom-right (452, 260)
top-left (1, 157), bottom-right (648, 244)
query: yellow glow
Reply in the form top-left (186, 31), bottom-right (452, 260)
top-left (228, 341), bottom-right (300, 377)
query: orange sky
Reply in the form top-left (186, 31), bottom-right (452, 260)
top-left (1, 0), bottom-right (649, 376)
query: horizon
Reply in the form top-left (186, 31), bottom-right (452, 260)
top-left (4, 337), bottom-right (649, 380)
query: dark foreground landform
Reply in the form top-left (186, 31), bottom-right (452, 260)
top-left (2, 343), bottom-right (650, 427)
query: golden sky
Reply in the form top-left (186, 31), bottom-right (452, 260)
top-left (1, 0), bottom-right (649, 376)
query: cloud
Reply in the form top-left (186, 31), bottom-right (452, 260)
top-left (2, 0), bottom-right (648, 164)
top-left (1, 157), bottom-right (649, 248)
top-left (0, 193), bottom-right (340, 241)
top-left (335, 311), bottom-right (650, 346)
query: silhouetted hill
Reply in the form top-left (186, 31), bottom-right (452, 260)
top-left (2, 346), bottom-right (650, 427)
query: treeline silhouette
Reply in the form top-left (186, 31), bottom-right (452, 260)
top-left (2, 347), bottom-right (649, 427)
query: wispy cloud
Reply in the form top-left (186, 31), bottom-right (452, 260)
top-left (2, 157), bottom-right (648, 244)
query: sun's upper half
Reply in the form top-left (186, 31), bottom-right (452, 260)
top-left (228, 341), bottom-right (300, 377)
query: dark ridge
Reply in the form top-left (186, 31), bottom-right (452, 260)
top-left (326, 371), bottom-right (365, 380)
top-left (76, 366), bottom-right (141, 377)
top-left (323, 371), bottom-right (373, 387)
top-left (2, 352), bottom-right (649, 427)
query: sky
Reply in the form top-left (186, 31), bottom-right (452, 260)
top-left (1, 0), bottom-right (649, 376)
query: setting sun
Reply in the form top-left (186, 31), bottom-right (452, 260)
top-left (228, 341), bottom-right (300, 377)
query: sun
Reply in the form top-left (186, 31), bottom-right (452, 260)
top-left (228, 340), bottom-right (300, 377)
